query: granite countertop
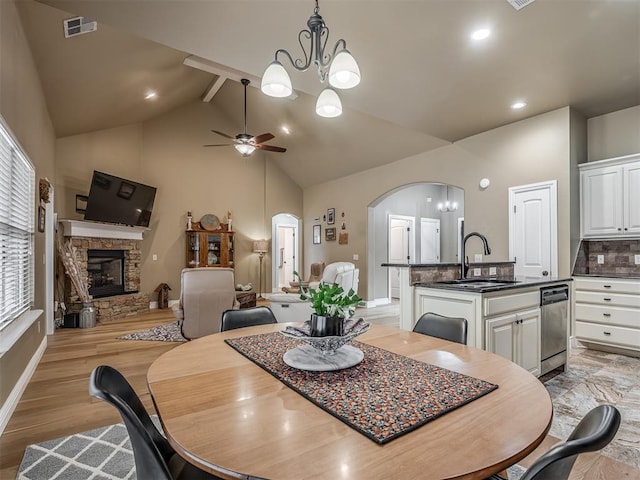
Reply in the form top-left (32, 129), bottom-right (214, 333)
top-left (415, 276), bottom-right (573, 293)
top-left (572, 273), bottom-right (640, 279)
top-left (381, 261), bottom-right (515, 268)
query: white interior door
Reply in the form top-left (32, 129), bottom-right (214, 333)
top-left (276, 225), bottom-right (295, 290)
top-left (388, 215), bottom-right (414, 299)
top-left (509, 181), bottom-right (557, 279)
top-left (420, 218), bottom-right (440, 263)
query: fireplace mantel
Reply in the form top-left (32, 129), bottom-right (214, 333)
top-left (60, 219), bottom-right (149, 241)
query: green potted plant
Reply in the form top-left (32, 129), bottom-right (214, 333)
top-left (294, 272), bottom-right (362, 337)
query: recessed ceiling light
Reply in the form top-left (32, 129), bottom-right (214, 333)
top-left (471, 28), bottom-right (491, 41)
top-left (281, 125), bottom-right (291, 135)
top-left (144, 92), bottom-right (157, 100)
top-left (511, 101), bottom-right (527, 109)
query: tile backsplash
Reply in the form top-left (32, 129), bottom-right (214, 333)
top-left (573, 239), bottom-right (640, 276)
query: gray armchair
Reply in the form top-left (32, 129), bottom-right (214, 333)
top-left (173, 267), bottom-right (238, 339)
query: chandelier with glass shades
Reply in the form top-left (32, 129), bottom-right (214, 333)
top-left (260, 0), bottom-right (360, 118)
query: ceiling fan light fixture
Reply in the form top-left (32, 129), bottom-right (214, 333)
top-left (261, 61), bottom-right (293, 98)
top-left (329, 49), bottom-right (360, 89)
top-left (234, 143), bottom-right (257, 157)
top-left (316, 87), bottom-right (342, 118)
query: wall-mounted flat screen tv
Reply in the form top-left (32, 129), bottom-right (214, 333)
top-left (84, 171), bottom-right (157, 227)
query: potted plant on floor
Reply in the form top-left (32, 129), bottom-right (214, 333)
top-left (296, 274), bottom-right (362, 337)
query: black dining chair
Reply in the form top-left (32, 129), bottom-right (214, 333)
top-left (220, 306), bottom-right (278, 332)
top-left (413, 312), bottom-right (468, 344)
top-left (89, 365), bottom-right (223, 480)
top-left (488, 404), bottom-right (621, 480)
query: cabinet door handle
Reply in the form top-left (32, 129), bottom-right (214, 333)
top-left (603, 331), bottom-right (611, 336)
top-left (603, 298), bottom-right (612, 302)
top-left (624, 228), bottom-right (628, 231)
top-left (603, 285), bottom-right (612, 289)
top-left (603, 313), bottom-right (611, 317)
top-left (617, 228), bottom-right (622, 231)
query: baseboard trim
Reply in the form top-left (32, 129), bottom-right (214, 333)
top-left (364, 298), bottom-right (392, 308)
top-left (0, 335), bottom-right (47, 435)
top-left (149, 300), bottom-right (179, 309)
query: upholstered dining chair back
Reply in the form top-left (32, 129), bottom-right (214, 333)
top-left (174, 267), bottom-right (238, 340)
top-left (89, 365), bottom-right (222, 480)
top-left (489, 405), bottom-right (621, 480)
top-left (221, 306), bottom-right (278, 331)
top-left (413, 312), bottom-right (468, 344)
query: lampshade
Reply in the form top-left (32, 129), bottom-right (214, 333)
top-left (234, 143), bottom-right (256, 157)
top-left (315, 87), bottom-right (342, 118)
top-left (328, 50), bottom-right (361, 89)
top-left (261, 61), bottom-right (293, 98)
top-left (253, 240), bottom-right (269, 254)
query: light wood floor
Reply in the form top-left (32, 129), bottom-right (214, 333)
top-left (1, 307), bottom-right (638, 480)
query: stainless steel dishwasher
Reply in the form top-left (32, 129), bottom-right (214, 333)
top-left (540, 285), bottom-right (569, 375)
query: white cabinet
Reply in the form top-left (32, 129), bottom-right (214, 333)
top-left (580, 153), bottom-right (640, 237)
top-left (412, 284), bottom-right (548, 375)
top-left (486, 308), bottom-right (541, 375)
top-left (574, 277), bottom-right (640, 353)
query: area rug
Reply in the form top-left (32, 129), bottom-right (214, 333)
top-left (117, 321), bottom-right (185, 342)
top-left (16, 420), bottom-right (527, 480)
top-left (225, 332), bottom-right (498, 444)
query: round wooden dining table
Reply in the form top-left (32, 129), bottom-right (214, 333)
top-left (147, 324), bottom-right (552, 480)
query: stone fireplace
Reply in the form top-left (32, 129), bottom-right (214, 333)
top-left (60, 220), bottom-right (150, 322)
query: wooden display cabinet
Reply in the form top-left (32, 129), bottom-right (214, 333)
top-left (185, 224), bottom-right (234, 268)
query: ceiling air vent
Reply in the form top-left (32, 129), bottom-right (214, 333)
top-left (63, 17), bottom-right (97, 38)
top-left (507, 0), bottom-right (536, 10)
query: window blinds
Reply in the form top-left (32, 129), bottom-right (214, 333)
top-left (0, 117), bottom-right (35, 330)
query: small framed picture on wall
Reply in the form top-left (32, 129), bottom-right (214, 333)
top-left (327, 208), bottom-right (335, 225)
top-left (325, 227), bottom-right (336, 241)
top-left (313, 224), bottom-right (321, 244)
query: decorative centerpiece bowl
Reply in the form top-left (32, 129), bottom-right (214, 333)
top-left (281, 317), bottom-right (370, 355)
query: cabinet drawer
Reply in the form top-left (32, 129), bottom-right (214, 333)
top-left (574, 291), bottom-right (640, 308)
top-left (575, 303), bottom-right (640, 328)
top-left (576, 321), bottom-right (640, 349)
top-left (574, 277), bottom-right (640, 294)
top-left (484, 291), bottom-right (539, 317)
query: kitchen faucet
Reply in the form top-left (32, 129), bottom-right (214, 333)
top-left (460, 231), bottom-right (491, 279)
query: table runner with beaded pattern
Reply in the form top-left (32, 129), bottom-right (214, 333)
top-left (225, 332), bottom-right (498, 444)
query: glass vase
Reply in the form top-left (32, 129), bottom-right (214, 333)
top-left (79, 301), bottom-right (96, 328)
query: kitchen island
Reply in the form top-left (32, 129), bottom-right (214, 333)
top-left (383, 262), bottom-right (572, 376)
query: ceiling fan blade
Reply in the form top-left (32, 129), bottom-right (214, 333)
top-left (257, 144), bottom-right (287, 153)
top-left (203, 144), bottom-right (231, 147)
top-left (211, 129), bottom-right (235, 140)
top-left (252, 133), bottom-right (275, 144)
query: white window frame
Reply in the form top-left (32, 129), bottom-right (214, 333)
top-left (0, 115), bottom-right (36, 333)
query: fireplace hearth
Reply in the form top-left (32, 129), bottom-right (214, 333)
top-left (59, 220), bottom-right (150, 322)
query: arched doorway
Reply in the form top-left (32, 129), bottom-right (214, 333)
top-left (367, 183), bottom-right (464, 304)
top-left (271, 213), bottom-right (301, 293)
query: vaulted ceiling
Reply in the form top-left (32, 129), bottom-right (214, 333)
top-left (18, 0), bottom-right (640, 187)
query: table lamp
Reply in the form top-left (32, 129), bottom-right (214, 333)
top-left (253, 240), bottom-right (269, 300)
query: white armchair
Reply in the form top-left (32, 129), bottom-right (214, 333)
top-left (308, 261), bottom-right (359, 295)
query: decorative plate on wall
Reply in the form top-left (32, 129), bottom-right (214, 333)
top-left (200, 214), bottom-right (220, 231)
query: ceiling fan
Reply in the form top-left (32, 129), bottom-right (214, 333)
top-left (204, 78), bottom-right (287, 157)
